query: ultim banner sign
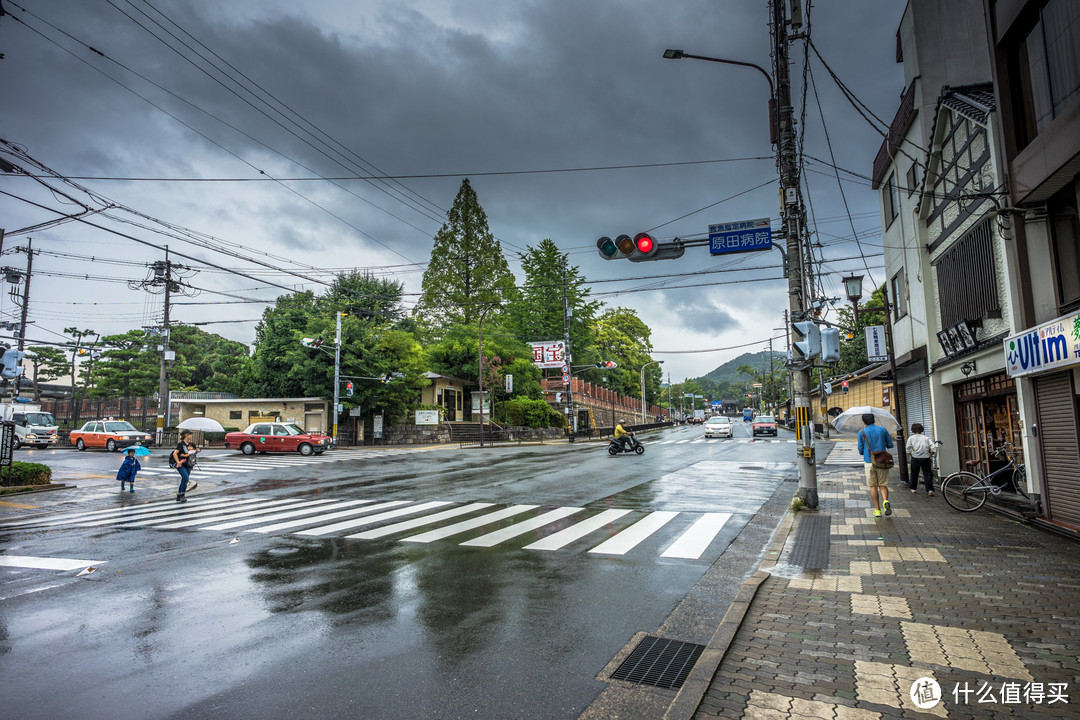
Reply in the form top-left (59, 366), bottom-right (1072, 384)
top-left (1004, 309), bottom-right (1080, 378)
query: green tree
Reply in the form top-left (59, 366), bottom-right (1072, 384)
top-left (508, 239), bottom-right (601, 349)
top-left (415, 179), bottom-right (518, 329)
top-left (27, 345), bottom-right (68, 402)
top-left (90, 331), bottom-right (159, 417)
top-left (246, 291), bottom-right (321, 397)
top-left (169, 326), bottom-right (250, 394)
top-left (593, 307), bottom-right (662, 403)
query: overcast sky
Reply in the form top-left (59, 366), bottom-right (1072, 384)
top-left (0, 0), bottom-right (906, 383)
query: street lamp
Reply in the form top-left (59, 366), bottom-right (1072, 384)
top-left (663, 49), bottom-right (776, 144)
top-left (842, 274), bottom-right (864, 321)
top-left (640, 360), bottom-right (664, 424)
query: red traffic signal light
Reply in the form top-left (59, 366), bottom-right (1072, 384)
top-left (633, 232), bottom-right (657, 258)
top-left (345, 381), bottom-right (354, 397)
top-left (841, 380), bottom-right (849, 393)
top-left (595, 361), bottom-right (617, 369)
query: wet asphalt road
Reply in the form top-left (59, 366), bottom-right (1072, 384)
top-left (0, 423), bottom-right (802, 719)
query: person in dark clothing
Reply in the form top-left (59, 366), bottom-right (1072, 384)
top-left (172, 430), bottom-right (199, 502)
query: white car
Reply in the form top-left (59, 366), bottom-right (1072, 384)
top-left (703, 416), bottom-right (733, 438)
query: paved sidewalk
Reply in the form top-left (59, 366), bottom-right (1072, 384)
top-left (686, 467), bottom-right (1080, 719)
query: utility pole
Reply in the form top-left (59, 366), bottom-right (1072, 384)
top-left (17, 238), bottom-right (32, 353)
top-left (773, 0), bottom-right (818, 507)
top-left (131, 248), bottom-right (193, 444)
top-left (333, 311), bottom-right (342, 444)
top-left (562, 262), bottom-right (574, 438)
top-left (156, 251), bottom-right (173, 444)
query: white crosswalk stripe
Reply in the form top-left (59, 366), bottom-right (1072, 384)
top-left (660, 513), bottom-right (732, 558)
top-left (461, 507), bottom-right (584, 548)
top-left (588, 511), bottom-right (678, 555)
top-left (4, 493), bottom-right (751, 562)
top-left (295, 501), bottom-right (452, 537)
top-left (401, 505), bottom-right (538, 543)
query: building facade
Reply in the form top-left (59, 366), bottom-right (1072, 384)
top-left (985, 0), bottom-right (1080, 529)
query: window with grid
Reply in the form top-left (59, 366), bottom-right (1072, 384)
top-left (884, 172), bottom-right (899, 225)
top-left (934, 218), bottom-right (1000, 328)
top-left (891, 268), bottom-right (907, 319)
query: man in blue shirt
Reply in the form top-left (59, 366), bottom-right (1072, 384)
top-left (857, 414), bottom-right (895, 517)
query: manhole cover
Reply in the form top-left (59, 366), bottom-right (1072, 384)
top-left (789, 514), bottom-right (831, 569)
top-left (610, 636), bottom-right (705, 690)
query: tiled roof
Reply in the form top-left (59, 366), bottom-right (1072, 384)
top-left (938, 83), bottom-right (996, 124)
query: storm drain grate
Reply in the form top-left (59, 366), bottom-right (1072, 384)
top-left (610, 636), bottom-right (706, 690)
top-left (789, 514), bottom-right (831, 569)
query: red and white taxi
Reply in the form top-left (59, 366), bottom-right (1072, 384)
top-left (224, 422), bottom-right (332, 456)
top-left (69, 420), bottom-right (154, 452)
top-left (752, 415), bottom-right (778, 437)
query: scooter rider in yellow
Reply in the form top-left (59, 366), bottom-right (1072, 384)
top-left (614, 420), bottom-right (631, 451)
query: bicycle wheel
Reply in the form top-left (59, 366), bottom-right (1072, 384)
top-left (942, 472), bottom-right (988, 512)
top-left (1012, 465), bottom-right (1030, 499)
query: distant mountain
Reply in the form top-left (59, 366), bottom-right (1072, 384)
top-left (696, 350), bottom-right (787, 386)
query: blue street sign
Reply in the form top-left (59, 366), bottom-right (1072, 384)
top-left (709, 217), bottom-right (772, 255)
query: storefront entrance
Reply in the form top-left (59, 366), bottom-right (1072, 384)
top-left (954, 372), bottom-right (1022, 477)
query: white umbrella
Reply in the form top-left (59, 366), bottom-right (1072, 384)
top-left (176, 417), bottom-right (226, 433)
top-left (831, 406), bottom-right (900, 433)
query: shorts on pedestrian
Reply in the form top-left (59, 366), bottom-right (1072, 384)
top-left (864, 462), bottom-right (889, 487)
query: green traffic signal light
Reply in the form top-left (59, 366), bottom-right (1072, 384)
top-left (596, 237), bottom-right (619, 260)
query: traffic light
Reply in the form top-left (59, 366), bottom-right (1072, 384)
top-left (345, 381), bottom-right (354, 397)
top-left (792, 320), bottom-right (820, 361)
top-left (821, 327), bottom-right (841, 363)
top-left (632, 232), bottom-right (657, 260)
top-left (595, 361), bottom-right (618, 369)
top-left (596, 234), bottom-right (685, 262)
top-left (596, 235), bottom-right (633, 260)
top-left (841, 380), bottom-right (849, 393)
top-left (0, 348), bottom-right (25, 380)
top-left (301, 337), bottom-right (323, 348)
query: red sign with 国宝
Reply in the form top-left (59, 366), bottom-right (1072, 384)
top-left (529, 341), bottom-right (565, 369)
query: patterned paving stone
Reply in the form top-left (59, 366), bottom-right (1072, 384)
top-left (787, 575), bottom-right (863, 593)
top-left (848, 561), bottom-right (895, 575)
top-left (850, 594), bottom-right (911, 619)
top-left (901, 622), bottom-right (1033, 681)
top-left (743, 690), bottom-right (881, 719)
top-left (854, 661), bottom-right (946, 717)
top-left (878, 546), bottom-right (944, 562)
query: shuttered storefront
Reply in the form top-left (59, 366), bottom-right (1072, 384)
top-left (1034, 372), bottom-right (1080, 529)
top-left (902, 376), bottom-right (933, 436)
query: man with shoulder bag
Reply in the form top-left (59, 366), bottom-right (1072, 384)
top-left (857, 414), bottom-right (895, 517)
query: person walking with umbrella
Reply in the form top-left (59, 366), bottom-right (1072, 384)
top-left (171, 430), bottom-right (199, 503)
top-left (857, 413), bottom-right (895, 517)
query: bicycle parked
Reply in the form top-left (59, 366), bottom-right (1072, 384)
top-left (941, 442), bottom-right (1028, 512)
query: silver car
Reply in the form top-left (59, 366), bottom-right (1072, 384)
top-left (703, 416), bottom-right (733, 438)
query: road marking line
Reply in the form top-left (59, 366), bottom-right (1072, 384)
top-left (588, 511), bottom-right (679, 555)
top-left (295, 501), bottom-right (453, 537)
top-left (401, 505), bottom-right (539, 543)
top-left (248, 500), bottom-right (411, 533)
top-left (2, 496), bottom-right (243, 528)
top-left (132, 498), bottom-right (320, 528)
top-left (461, 507), bottom-right (584, 548)
top-left (660, 512), bottom-right (733, 559)
top-left (201, 499), bottom-right (375, 530)
top-left (73, 498), bottom-right (263, 528)
top-left (0, 500), bottom-right (39, 509)
top-left (0, 555), bottom-right (106, 571)
top-left (522, 509), bottom-right (631, 551)
top-left (347, 502), bottom-right (496, 539)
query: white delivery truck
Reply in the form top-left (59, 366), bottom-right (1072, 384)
top-left (0, 402), bottom-right (61, 449)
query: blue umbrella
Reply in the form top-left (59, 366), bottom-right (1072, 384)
top-left (124, 445), bottom-right (152, 456)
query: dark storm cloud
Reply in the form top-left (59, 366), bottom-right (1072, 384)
top-left (0, 0), bottom-right (906, 379)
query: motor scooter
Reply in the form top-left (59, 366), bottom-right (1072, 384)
top-left (608, 432), bottom-right (645, 456)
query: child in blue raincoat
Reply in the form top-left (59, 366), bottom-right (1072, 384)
top-left (116, 448), bottom-right (141, 493)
